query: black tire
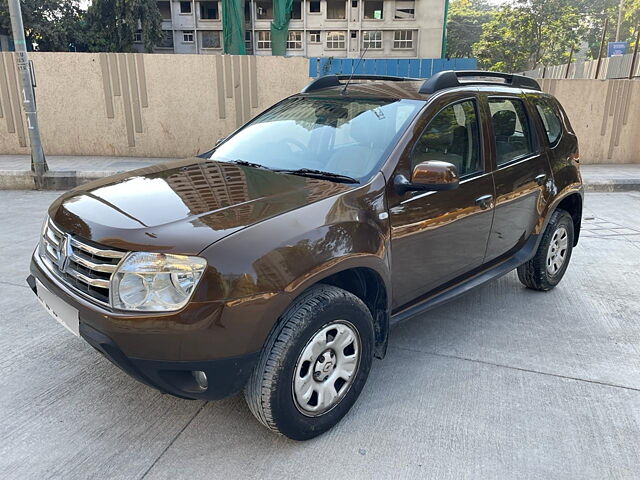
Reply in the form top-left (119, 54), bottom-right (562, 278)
top-left (517, 208), bottom-right (574, 291)
top-left (244, 284), bottom-right (374, 441)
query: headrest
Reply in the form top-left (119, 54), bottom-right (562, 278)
top-left (492, 110), bottom-right (516, 137)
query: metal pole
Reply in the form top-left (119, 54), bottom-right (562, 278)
top-left (629, 27), bottom-right (640, 79)
top-left (7, 0), bottom-right (48, 189)
top-left (565, 46), bottom-right (574, 79)
top-left (595, 17), bottom-right (609, 80)
top-left (441, 0), bottom-right (449, 59)
top-left (615, 0), bottom-right (624, 42)
top-left (192, 0), bottom-right (199, 53)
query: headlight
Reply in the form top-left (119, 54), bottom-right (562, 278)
top-left (110, 252), bottom-right (207, 312)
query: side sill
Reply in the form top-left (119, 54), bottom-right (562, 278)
top-left (390, 234), bottom-right (540, 327)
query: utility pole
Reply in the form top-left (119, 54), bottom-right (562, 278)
top-left (7, 0), bottom-right (48, 190)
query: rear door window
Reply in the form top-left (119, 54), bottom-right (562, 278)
top-left (488, 98), bottom-right (534, 167)
top-left (533, 98), bottom-right (562, 145)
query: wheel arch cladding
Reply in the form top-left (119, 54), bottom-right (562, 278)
top-left (318, 267), bottom-right (389, 359)
top-left (556, 193), bottom-right (582, 246)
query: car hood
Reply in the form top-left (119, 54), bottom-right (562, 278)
top-left (49, 158), bottom-right (352, 255)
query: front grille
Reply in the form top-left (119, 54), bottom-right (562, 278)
top-left (40, 219), bottom-right (127, 307)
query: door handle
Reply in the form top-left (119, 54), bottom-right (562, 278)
top-left (475, 194), bottom-right (493, 210)
top-left (535, 174), bottom-right (547, 186)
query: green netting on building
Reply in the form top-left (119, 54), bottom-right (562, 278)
top-left (222, 0), bottom-right (246, 54)
top-left (270, 0), bottom-right (293, 56)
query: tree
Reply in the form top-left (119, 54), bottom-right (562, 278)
top-left (446, 0), bottom-right (495, 58)
top-left (0, 0), bottom-right (86, 51)
top-left (85, 0), bottom-right (162, 53)
top-left (473, 0), bottom-right (584, 72)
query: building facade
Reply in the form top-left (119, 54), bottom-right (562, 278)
top-left (140, 0), bottom-right (445, 58)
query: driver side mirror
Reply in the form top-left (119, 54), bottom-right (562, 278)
top-left (394, 161), bottom-right (460, 194)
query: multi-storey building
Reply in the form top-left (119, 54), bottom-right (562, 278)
top-left (140, 0), bottom-right (445, 58)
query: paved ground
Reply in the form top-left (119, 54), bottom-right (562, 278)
top-left (1, 154), bottom-right (640, 191)
top-left (1, 190), bottom-right (639, 480)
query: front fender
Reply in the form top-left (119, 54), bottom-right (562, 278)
top-left (199, 173), bottom-right (391, 357)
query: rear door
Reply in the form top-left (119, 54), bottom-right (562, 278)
top-left (481, 91), bottom-right (553, 262)
top-left (388, 92), bottom-right (495, 309)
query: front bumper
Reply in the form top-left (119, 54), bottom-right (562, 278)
top-left (78, 320), bottom-right (258, 401)
top-left (27, 260), bottom-right (260, 401)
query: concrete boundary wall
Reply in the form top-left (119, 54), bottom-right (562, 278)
top-left (0, 53), bottom-right (638, 164)
top-left (539, 79), bottom-right (640, 164)
top-left (0, 52), bottom-right (309, 158)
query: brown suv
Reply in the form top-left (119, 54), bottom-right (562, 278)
top-left (28, 71), bottom-right (582, 440)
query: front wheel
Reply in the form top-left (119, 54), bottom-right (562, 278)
top-left (244, 285), bottom-right (374, 440)
top-left (517, 208), bottom-right (575, 291)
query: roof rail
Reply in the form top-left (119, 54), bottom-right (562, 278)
top-left (301, 74), bottom-right (417, 93)
top-left (419, 70), bottom-right (541, 94)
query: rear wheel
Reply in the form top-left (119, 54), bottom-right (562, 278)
top-left (517, 208), bottom-right (574, 291)
top-left (244, 284), bottom-right (374, 441)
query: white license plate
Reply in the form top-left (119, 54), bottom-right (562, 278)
top-left (36, 279), bottom-right (80, 337)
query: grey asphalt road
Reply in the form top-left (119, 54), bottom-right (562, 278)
top-left (1, 190), bottom-right (639, 480)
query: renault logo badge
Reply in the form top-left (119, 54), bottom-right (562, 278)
top-left (57, 234), bottom-right (73, 273)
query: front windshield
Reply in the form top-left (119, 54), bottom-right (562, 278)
top-left (210, 96), bottom-right (425, 182)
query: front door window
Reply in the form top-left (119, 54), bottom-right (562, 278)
top-left (411, 99), bottom-right (482, 177)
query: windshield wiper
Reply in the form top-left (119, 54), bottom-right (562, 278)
top-left (226, 159), bottom-right (271, 170)
top-left (274, 168), bottom-right (359, 184)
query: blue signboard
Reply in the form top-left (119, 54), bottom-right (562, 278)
top-left (607, 42), bottom-right (628, 57)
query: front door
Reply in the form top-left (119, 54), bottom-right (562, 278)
top-left (388, 97), bottom-right (495, 309)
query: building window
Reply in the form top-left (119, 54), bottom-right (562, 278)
top-left (326, 0), bottom-right (346, 19)
top-left (157, 30), bottom-right (174, 48)
top-left (256, 0), bottom-right (273, 19)
top-left (133, 31), bottom-right (142, 43)
top-left (395, 0), bottom-right (415, 19)
top-left (257, 31), bottom-right (271, 49)
top-left (245, 31), bottom-right (253, 53)
top-left (393, 30), bottom-right (413, 49)
top-left (308, 31), bottom-right (321, 43)
top-left (200, 1), bottom-right (219, 20)
top-left (352, 1), bottom-right (358, 7)
top-left (309, 1), bottom-right (320, 13)
top-left (364, 0), bottom-right (383, 19)
top-left (158, 1), bottom-right (171, 20)
top-left (362, 30), bottom-right (382, 49)
top-left (326, 31), bottom-right (346, 49)
top-left (182, 31), bottom-right (194, 43)
top-left (291, 0), bottom-right (302, 19)
top-left (201, 30), bottom-right (221, 49)
top-left (287, 31), bottom-right (303, 49)
top-left (179, 1), bottom-right (192, 14)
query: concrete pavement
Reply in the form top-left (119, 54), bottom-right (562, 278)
top-left (1, 154), bottom-right (640, 191)
top-left (0, 190), bottom-right (639, 479)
